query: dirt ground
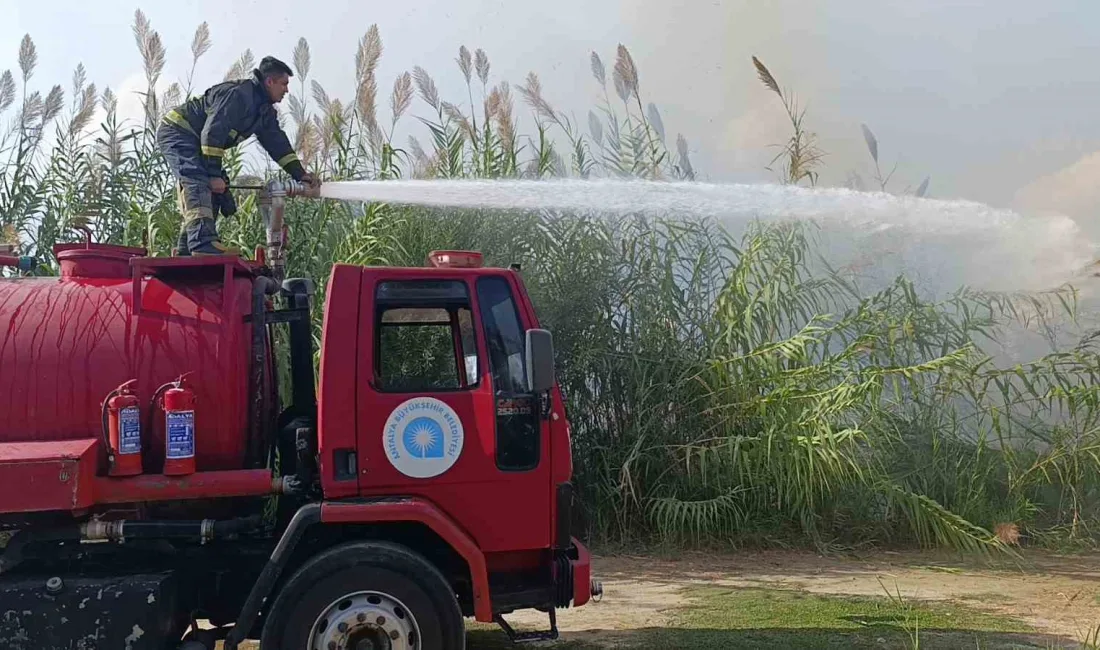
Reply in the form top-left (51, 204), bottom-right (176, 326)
top-left (224, 548), bottom-right (1100, 647)
top-left (502, 549), bottom-right (1100, 644)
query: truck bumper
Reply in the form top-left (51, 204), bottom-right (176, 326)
top-left (556, 536), bottom-right (599, 609)
top-left (570, 536), bottom-right (596, 607)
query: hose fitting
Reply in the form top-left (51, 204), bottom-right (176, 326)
top-left (264, 179), bottom-right (320, 199)
top-left (0, 255), bottom-right (36, 272)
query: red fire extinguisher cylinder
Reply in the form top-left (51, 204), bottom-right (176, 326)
top-left (106, 379), bottom-right (143, 477)
top-left (162, 377), bottom-right (196, 476)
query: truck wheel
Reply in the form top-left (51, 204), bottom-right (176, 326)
top-left (260, 540), bottom-right (466, 650)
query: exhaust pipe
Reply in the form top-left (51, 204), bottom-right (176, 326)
top-left (591, 579), bottom-right (604, 602)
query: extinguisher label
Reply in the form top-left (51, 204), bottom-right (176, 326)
top-left (166, 410), bottom-right (195, 459)
top-left (119, 406), bottom-right (142, 455)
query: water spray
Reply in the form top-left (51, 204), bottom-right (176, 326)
top-left (314, 178), bottom-right (1100, 294)
top-left (228, 176), bottom-right (1100, 295)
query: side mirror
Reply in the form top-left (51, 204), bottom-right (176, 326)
top-left (525, 329), bottom-right (555, 394)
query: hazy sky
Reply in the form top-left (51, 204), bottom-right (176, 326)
top-left (4, 0), bottom-right (1100, 231)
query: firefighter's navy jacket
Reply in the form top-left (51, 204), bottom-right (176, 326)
top-left (162, 70), bottom-right (306, 181)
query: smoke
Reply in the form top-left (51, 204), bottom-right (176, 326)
top-left (615, 0), bottom-right (1100, 216)
top-left (614, 1), bottom-right (830, 183)
top-left (1013, 151), bottom-right (1100, 241)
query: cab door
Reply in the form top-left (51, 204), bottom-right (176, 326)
top-left (355, 270), bottom-right (553, 552)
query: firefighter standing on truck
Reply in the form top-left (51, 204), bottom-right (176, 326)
top-left (157, 55), bottom-right (319, 256)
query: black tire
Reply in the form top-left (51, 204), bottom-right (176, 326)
top-left (260, 540), bottom-right (466, 650)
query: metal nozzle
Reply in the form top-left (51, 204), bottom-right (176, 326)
top-left (263, 179), bottom-right (320, 199)
top-left (227, 179), bottom-right (321, 199)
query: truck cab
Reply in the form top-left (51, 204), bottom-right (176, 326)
top-left (292, 250), bottom-right (592, 640)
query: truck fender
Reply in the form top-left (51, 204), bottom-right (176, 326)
top-left (320, 497), bottom-right (493, 622)
top-left (223, 503), bottom-right (321, 650)
top-left (222, 497), bottom-right (492, 650)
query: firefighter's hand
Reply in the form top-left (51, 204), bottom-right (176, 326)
top-left (210, 177), bottom-right (227, 194)
top-left (301, 172), bottom-right (321, 189)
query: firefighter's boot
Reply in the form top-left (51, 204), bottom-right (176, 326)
top-left (181, 216), bottom-right (241, 257)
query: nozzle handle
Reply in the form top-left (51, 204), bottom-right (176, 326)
top-left (0, 255), bottom-right (36, 272)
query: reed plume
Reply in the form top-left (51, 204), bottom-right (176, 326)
top-left (494, 81), bottom-right (515, 148)
top-left (646, 103), bottom-right (665, 142)
top-left (752, 55), bottom-right (823, 187)
top-left (355, 25), bottom-right (382, 86)
top-left (412, 66), bottom-right (440, 112)
top-left (191, 22), bottom-right (211, 61)
top-left (224, 49), bottom-right (254, 82)
top-left (69, 81), bottom-right (97, 137)
top-left (293, 38), bottom-right (311, 79)
top-left (456, 46), bottom-right (472, 84)
top-left (389, 72), bottom-right (413, 125)
top-left (442, 101), bottom-right (474, 140)
top-left (0, 71), bottom-right (14, 112)
top-left (475, 49), bottom-right (490, 86)
top-left (311, 80), bottom-right (332, 116)
top-left (613, 44), bottom-right (639, 99)
top-left (590, 51), bottom-right (606, 87)
top-left (18, 35), bottom-right (36, 83)
top-left (287, 94), bottom-right (307, 126)
top-left (588, 110), bottom-right (603, 144)
top-left (357, 76), bottom-right (378, 136)
top-left (42, 85), bottom-right (64, 124)
top-left (518, 72), bottom-right (556, 122)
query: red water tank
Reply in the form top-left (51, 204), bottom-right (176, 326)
top-left (0, 243), bottom-right (261, 474)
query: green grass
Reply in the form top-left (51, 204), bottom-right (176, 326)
top-left (467, 586), bottom-right (1064, 649)
top-left (656, 586), bottom-right (1041, 649)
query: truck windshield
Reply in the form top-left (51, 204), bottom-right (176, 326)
top-left (476, 276), bottom-right (528, 395)
top-left (477, 276), bottom-right (540, 471)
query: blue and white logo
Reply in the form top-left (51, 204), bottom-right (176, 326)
top-left (383, 397), bottom-right (464, 478)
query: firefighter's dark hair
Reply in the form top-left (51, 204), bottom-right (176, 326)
top-left (256, 56), bottom-right (294, 80)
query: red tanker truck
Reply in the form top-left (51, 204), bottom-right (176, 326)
top-left (0, 182), bottom-right (599, 649)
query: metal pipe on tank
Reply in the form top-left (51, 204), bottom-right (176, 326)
top-left (257, 180), bottom-right (319, 283)
top-left (282, 279), bottom-right (317, 414)
top-left (259, 181), bottom-right (287, 283)
top-left (248, 275), bottom-right (279, 469)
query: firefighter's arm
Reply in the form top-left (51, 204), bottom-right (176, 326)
top-left (199, 88), bottom-right (247, 179)
top-left (255, 110), bottom-right (308, 182)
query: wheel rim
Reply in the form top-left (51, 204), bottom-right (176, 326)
top-left (307, 590), bottom-right (422, 650)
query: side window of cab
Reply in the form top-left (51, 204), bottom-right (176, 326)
top-left (373, 280), bottom-right (479, 392)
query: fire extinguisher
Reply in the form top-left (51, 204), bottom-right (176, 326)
top-left (153, 374), bottom-right (196, 476)
top-left (101, 379), bottom-right (142, 477)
